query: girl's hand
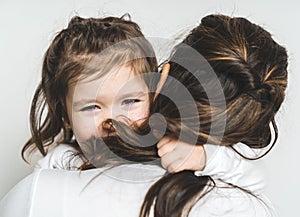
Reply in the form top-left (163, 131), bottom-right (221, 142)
top-left (156, 136), bottom-right (206, 173)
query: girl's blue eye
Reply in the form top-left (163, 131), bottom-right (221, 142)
top-left (80, 105), bottom-right (100, 111)
top-left (122, 99), bottom-right (140, 106)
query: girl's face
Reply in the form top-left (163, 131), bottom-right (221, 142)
top-left (66, 66), bottom-right (150, 144)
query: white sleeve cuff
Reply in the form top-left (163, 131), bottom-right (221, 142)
top-left (35, 144), bottom-right (82, 170)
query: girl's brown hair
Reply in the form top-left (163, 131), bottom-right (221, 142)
top-left (22, 15), bottom-right (158, 160)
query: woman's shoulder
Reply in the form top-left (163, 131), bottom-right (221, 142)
top-left (1, 167), bottom-right (275, 217)
top-left (0, 165), bottom-right (166, 217)
top-left (1, 163), bottom-right (166, 200)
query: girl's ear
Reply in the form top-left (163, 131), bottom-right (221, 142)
top-left (154, 63), bottom-right (170, 100)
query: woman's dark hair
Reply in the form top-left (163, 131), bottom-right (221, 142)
top-left (139, 14), bottom-right (287, 216)
top-left (80, 14), bottom-right (288, 216)
top-left (156, 14), bottom-right (288, 151)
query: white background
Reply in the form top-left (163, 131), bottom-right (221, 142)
top-left (0, 0), bottom-right (299, 216)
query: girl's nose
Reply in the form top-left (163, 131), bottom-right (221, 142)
top-left (96, 109), bottom-right (116, 137)
top-left (100, 119), bottom-right (116, 135)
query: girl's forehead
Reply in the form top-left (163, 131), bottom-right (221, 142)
top-left (69, 65), bottom-right (148, 96)
top-left (67, 66), bottom-right (150, 107)
top-left (78, 65), bottom-right (143, 85)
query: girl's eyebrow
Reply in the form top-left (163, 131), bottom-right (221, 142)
top-left (73, 99), bottom-right (97, 108)
top-left (116, 91), bottom-right (147, 100)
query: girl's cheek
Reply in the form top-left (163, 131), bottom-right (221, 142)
top-left (72, 115), bottom-right (99, 142)
top-left (129, 105), bottom-right (150, 125)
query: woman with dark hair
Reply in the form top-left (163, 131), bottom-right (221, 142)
top-left (137, 14), bottom-right (287, 216)
top-left (0, 14), bottom-right (287, 217)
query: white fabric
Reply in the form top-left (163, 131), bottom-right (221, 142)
top-left (36, 143), bottom-right (266, 193)
top-left (0, 164), bottom-right (274, 217)
top-left (35, 144), bottom-right (83, 170)
top-left (0, 143), bottom-right (274, 216)
top-left (195, 143), bottom-right (266, 193)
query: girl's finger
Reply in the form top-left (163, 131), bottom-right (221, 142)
top-left (157, 142), bottom-right (176, 157)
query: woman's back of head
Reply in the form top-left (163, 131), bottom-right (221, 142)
top-left (135, 14), bottom-right (289, 217)
top-left (160, 14), bottom-right (288, 149)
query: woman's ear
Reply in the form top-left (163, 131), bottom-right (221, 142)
top-left (154, 63), bottom-right (170, 100)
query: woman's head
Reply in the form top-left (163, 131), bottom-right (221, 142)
top-left (138, 15), bottom-right (289, 217)
top-left (156, 14), bottom-right (288, 149)
top-left (23, 15), bottom-right (158, 158)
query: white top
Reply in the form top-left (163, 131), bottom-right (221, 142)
top-left (0, 164), bottom-right (274, 217)
top-left (0, 143), bottom-right (275, 217)
top-left (36, 143), bottom-right (266, 193)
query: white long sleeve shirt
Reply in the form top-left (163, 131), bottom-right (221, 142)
top-left (36, 143), bottom-right (266, 193)
top-left (0, 143), bottom-right (275, 217)
top-left (0, 164), bottom-right (273, 217)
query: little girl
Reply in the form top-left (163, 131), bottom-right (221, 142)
top-left (22, 14), bottom-right (159, 167)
